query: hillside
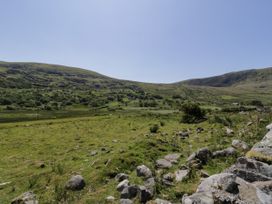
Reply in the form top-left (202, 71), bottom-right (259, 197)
top-left (181, 67), bottom-right (272, 87)
top-left (0, 61), bottom-right (272, 117)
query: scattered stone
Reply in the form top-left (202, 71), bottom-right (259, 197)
top-left (120, 185), bottom-right (139, 199)
top-left (115, 173), bottom-right (129, 182)
top-left (196, 127), bottom-right (204, 133)
top-left (176, 131), bottom-right (189, 139)
top-left (232, 139), bottom-right (249, 151)
top-left (212, 147), bottom-right (236, 157)
top-left (139, 185), bottom-right (153, 203)
top-left (164, 153), bottom-right (181, 164)
top-left (188, 147), bottom-right (212, 165)
top-left (120, 199), bottom-right (133, 204)
top-left (153, 198), bottom-right (172, 204)
top-left (37, 162), bottom-right (45, 168)
top-left (112, 139), bottom-right (118, 143)
top-left (175, 169), bottom-right (189, 182)
top-left (106, 196), bottom-right (115, 203)
top-left (225, 127), bottom-right (234, 135)
top-left (11, 192), bottom-right (38, 204)
top-left (156, 159), bottom-right (172, 169)
top-left (117, 179), bottom-right (129, 192)
top-left (162, 173), bottom-right (175, 186)
top-left (182, 192), bottom-right (213, 204)
top-left (65, 175), bottom-right (85, 191)
top-left (136, 165), bottom-right (152, 179)
top-left (89, 151), bottom-right (98, 156)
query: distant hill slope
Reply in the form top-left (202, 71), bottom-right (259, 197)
top-left (0, 61), bottom-right (272, 111)
top-left (181, 67), bottom-right (272, 87)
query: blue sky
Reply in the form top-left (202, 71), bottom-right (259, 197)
top-left (1, 0), bottom-right (272, 83)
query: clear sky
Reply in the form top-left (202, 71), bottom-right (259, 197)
top-left (1, 0), bottom-right (272, 83)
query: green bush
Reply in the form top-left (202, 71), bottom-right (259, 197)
top-left (181, 102), bottom-right (205, 123)
top-left (150, 124), bottom-right (159, 133)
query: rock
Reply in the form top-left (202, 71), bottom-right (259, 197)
top-left (266, 123), bottom-right (272, 131)
top-left (247, 129), bottom-right (272, 163)
top-left (182, 192), bottom-right (214, 204)
top-left (186, 152), bottom-right (196, 162)
top-left (196, 127), bottom-right (204, 133)
top-left (200, 170), bottom-right (210, 178)
top-left (65, 175), bottom-right (85, 191)
top-left (112, 139), bottom-right (118, 143)
top-left (164, 153), bottom-right (181, 164)
top-left (162, 173), bottom-right (175, 186)
top-left (175, 169), bottom-right (189, 182)
top-left (232, 139), bottom-right (249, 151)
top-left (156, 159), bottom-right (172, 169)
top-left (225, 127), bottom-right (234, 135)
top-left (11, 192), bottom-right (38, 204)
top-left (115, 173), bottom-right (129, 182)
top-left (212, 147), bottom-right (236, 157)
top-left (144, 177), bottom-right (156, 189)
top-left (89, 150), bottom-right (98, 156)
top-left (120, 185), bottom-right (139, 199)
top-left (139, 185), bottom-right (153, 203)
top-left (194, 147), bottom-right (212, 164)
top-left (117, 179), bottom-right (129, 192)
top-left (176, 131), bottom-right (189, 139)
top-left (0, 181), bottom-right (11, 189)
top-left (106, 196), bottom-right (115, 202)
top-left (253, 180), bottom-right (272, 196)
top-left (153, 198), bottom-right (172, 204)
top-left (225, 157), bottom-right (272, 182)
top-left (136, 165), bottom-right (152, 179)
top-left (120, 199), bottom-right (133, 204)
top-left (192, 173), bottom-right (272, 204)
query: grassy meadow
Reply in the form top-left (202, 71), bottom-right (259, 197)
top-left (0, 109), bottom-right (271, 203)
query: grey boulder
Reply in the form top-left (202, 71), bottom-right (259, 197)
top-left (65, 175), bottom-right (85, 191)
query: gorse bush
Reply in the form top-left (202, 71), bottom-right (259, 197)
top-left (180, 102), bottom-right (205, 123)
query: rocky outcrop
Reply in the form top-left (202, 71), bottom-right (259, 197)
top-left (182, 123), bottom-right (272, 204)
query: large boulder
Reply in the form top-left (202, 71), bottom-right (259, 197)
top-left (247, 130), bottom-right (272, 163)
top-left (11, 192), bottom-right (38, 204)
top-left (212, 147), bottom-right (236, 158)
top-left (232, 139), bottom-right (249, 151)
top-left (136, 165), bottom-right (152, 179)
top-left (253, 180), bottom-right (272, 196)
top-left (186, 173), bottom-right (272, 204)
top-left (225, 157), bottom-right (272, 182)
top-left (65, 175), bottom-right (85, 191)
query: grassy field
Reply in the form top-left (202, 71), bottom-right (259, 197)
top-left (0, 110), bottom-right (270, 203)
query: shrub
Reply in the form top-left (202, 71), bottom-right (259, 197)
top-left (150, 124), bottom-right (159, 133)
top-left (180, 102), bottom-right (205, 123)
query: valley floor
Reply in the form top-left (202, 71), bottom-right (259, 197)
top-left (0, 110), bottom-right (270, 203)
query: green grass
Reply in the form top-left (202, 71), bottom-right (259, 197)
top-left (0, 110), bottom-right (270, 203)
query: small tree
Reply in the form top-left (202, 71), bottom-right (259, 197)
top-left (181, 102), bottom-right (205, 123)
